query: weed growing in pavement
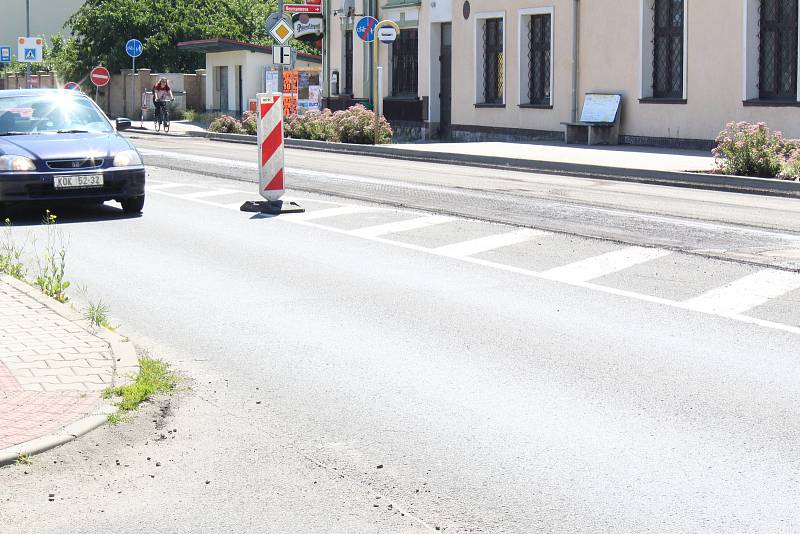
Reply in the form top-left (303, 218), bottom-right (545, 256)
top-left (15, 453), bottom-right (32, 465)
top-left (33, 211), bottom-right (70, 303)
top-left (84, 298), bottom-right (112, 329)
top-left (0, 218), bottom-right (26, 280)
top-left (103, 354), bottom-right (178, 423)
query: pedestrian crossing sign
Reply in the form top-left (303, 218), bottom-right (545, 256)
top-left (17, 37), bottom-right (42, 63)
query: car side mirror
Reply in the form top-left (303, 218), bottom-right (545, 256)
top-left (116, 118), bottom-right (132, 131)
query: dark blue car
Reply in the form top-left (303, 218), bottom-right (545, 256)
top-left (0, 89), bottom-right (145, 213)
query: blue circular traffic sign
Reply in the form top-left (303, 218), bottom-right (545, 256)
top-left (64, 81), bottom-right (80, 91)
top-left (355, 16), bottom-right (378, 42)
top-left (125, 39), bottom-right (143, 58)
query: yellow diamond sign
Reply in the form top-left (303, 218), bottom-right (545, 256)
top-left (270, 19), bottom-right (293, 45)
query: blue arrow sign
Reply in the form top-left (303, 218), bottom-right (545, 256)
top-left (355, 16), bottom-right (378, 42)
top-left (0, 46), bottom-right (11, 63)
top-left (125, 39), bottom-right (143, 58)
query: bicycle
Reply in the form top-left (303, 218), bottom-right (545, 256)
top-left (154, 99), bottom-right (173, 133)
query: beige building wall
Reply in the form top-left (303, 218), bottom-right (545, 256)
top-left (0, 0), bottom-right (84, 50)
top-left (581, 0), bottom-right (800, 142)
top-left (448, 0), bottom-right (574, 133)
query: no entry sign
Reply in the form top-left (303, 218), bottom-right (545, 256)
top-left (90, 66), bottom-right (111, 87)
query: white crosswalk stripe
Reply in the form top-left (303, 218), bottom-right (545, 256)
top-left (350, 215), bottom-right (454, 237)
top-left (286, 205), bottom-right (374, 221)
top-left (683, 269), bottom-right (800, 315)
top-left (178, 189), bottom-right (244, 199)
top-left (542, 246), bottom-right (673, 283)
top-left (432, 228), bottom-right (547, 257)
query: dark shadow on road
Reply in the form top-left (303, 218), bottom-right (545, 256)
top-left (0, 201), bottom-right (142, 227)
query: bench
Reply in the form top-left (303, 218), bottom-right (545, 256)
top-left (561, 93), bottom-right (622, 146)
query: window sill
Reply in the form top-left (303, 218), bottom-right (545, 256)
top-left (384, 96), bottom-right (420, 101)
top-left (742, 99), bottom-right (800, 107)
top-left (474, 103), bottom-right (506, 108)
top-left (519, 103), bottom-right (553, 109)
top-left (638, 98), bottom-right (687, 105)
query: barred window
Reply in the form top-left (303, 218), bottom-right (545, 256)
top-left (345, 29), bottom-right (353, 95)
top-left (482, 18), bottom-right (504, 104)
top-left (759, 0), bottom-right (798, 100)
top-left (652, 0), bottom-right (684, 99)
top-left (391, 29), bottom-right (418, 97)
top-left (527, 14), bottom-right (551, 105)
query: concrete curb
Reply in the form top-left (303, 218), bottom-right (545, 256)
top-left (166, 130), bottom-right (800, 198)
top-left (0, 275), bottom-right (140, 466)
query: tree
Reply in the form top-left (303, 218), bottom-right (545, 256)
top-left (63, 0), bottom-right (320, 78)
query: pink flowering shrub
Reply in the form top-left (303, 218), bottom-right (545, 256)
top-left (712, 122), bottom-right (784, 178)
top-left (241, 111), bottom-right (257, 136)
top-left (284, 105), bottom-right (392, 144)
top-left (208, 115), bottom-right (244, 134)
top-left (780, 148), bottom-right (800, 181)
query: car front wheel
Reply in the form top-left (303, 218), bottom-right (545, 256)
top-left (121, 195), bottom-right (145, 214)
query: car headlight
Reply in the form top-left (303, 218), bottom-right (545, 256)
top-left (0, 155), bottom-right (36, 172)
top-left (113, 150), bottom-right (143, 167)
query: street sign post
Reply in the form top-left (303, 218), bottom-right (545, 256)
top-left (90, 66), bottom-right (110, 103)
top-left (377, 27), bottom-right (397, 44)
top-left (125, 39), bottom-right (143, 118)
top-left (0, 46), bottom-right (11, 64)
top-left (356, 16), bottom-right (378, 42)
top-left (272, 45), bottom-right (293, 66)
top-left (91, 66), bottom-right (111, 87)
top-left (270, 19), bottom-right (294, 44)
top-left (371, 20), bottom-right (400, 144)
top-left (17, 37), bottom-right (42, 63)
top-left (284, 4), bottom-right (321, 13)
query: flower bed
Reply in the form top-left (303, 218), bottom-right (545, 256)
top-left (713, 122), bottom-right (800, 181)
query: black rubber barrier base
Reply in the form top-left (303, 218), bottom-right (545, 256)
top-left (240, 200), bottom-right (305, 215)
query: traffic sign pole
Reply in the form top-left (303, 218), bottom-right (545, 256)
top-left (372, 20), bottom-right (400, 145)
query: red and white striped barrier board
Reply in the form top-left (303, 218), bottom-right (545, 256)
top-left (257, 92), bottom-right (285, 202)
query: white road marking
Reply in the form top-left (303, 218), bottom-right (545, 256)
top-left (683, 269), bottom-right (800, 315)
top-left (286, 205), bottom-right (375, 221)
top-left (350, 214), bottom-right (454, 238)
top-left (543, 247), bottom-right (673, 283)
top-left (145, 183), bottom-right (800, 336)
top-left (145, 182), bottom-right (193, 191)
top-left (432, 228), bottom-right (547, 257)
top-left (178, 189), bottom-right (243, 199)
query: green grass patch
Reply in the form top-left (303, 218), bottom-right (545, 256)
top-left (15, 453), bottom-right (33, 465)
top-left (103, 355), bottom-right (177, 423)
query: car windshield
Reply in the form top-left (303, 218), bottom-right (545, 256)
top-left (0, 93), bottom-right (113, 135)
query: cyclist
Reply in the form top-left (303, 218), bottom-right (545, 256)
top-left (152, 76), bottom-right (174, 130)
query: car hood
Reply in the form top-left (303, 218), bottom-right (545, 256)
top-left (0, 132), bottom-right (132, 161)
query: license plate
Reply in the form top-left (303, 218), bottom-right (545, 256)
top-left (53, 174), bottom-right (104, 189)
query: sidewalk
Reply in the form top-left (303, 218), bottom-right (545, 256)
top-left (384, 141), bottom-right (717, 173)
top-left (0, 275), bottom-right (138, 464)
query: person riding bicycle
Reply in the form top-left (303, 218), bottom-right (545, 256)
top-left (152, 77), bottom-right (174, 126)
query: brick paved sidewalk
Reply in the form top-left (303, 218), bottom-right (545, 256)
top-left (0, 275), bottom-right (138, 463)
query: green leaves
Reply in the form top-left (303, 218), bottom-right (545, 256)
top-left (63, 0), bottom-right (320, 76)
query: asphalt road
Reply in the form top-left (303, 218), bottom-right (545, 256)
top-left (1, 145), bottom-right (799, 533)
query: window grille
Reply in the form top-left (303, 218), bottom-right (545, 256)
top-left (759, 0), bottom-right (798, 100)
top-left (345, 30), bottom-right (353, 95)
top-left (482, 18), bottom-right (504, 104)
top-left (652, 0), bottom-right (684, 99)
top-left (392, 29), bottom-right (418, 97)
top-left (527, 14), bottom-right (551, 105)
